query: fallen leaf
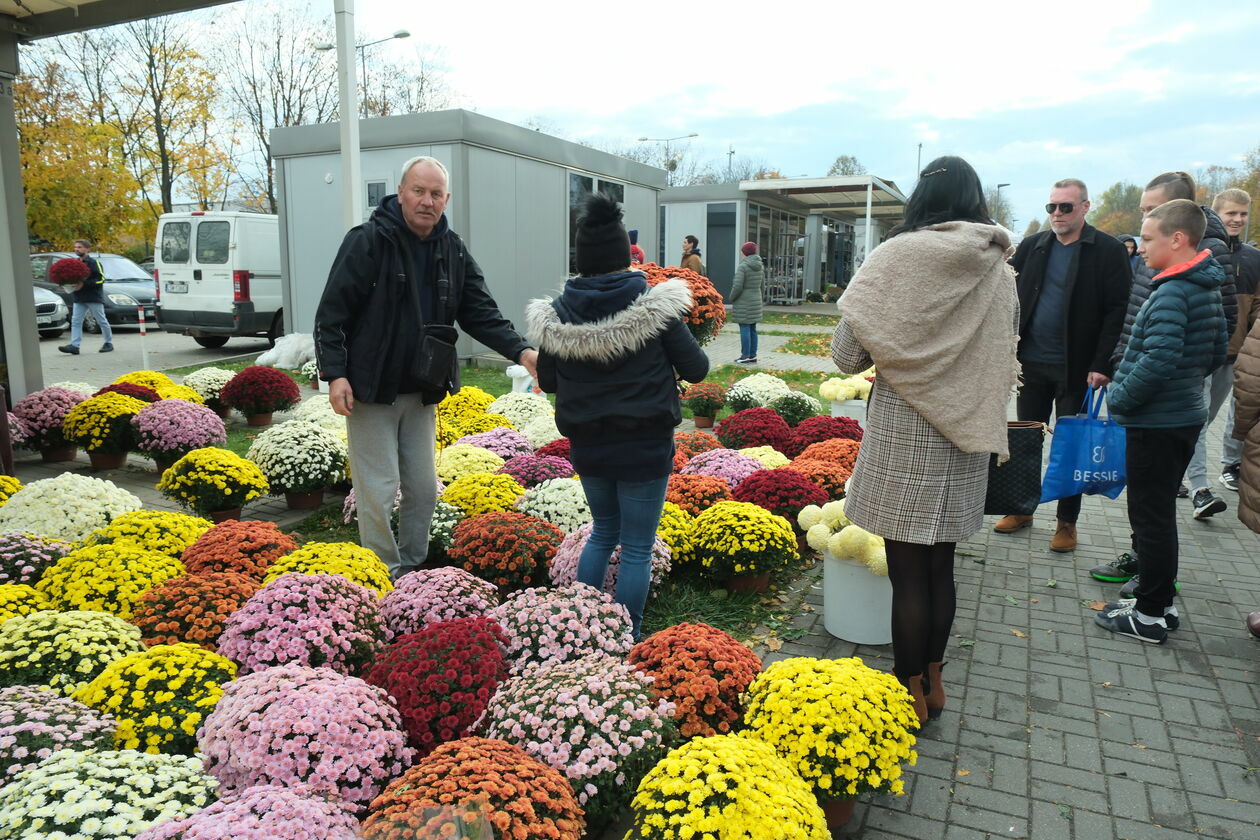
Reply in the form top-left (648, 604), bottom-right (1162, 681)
top-left (1134, 744), bottom-right (1148, 750)
top-left (1101, 681), bottom-right (1112, 687)
top-left (956, 769), bottom-right (970, 777)
top-left (1010, 628), bottom-right (1028, 638)
top-left (1004, 595), bottom-right (1020, 605)
top-left (1045, 579), bottom-right (1058, 588)
top-left (1030, 599), bottom-right (1039, 604)
top-left (765, 637), bottom-right (783, 651)
top-left (1086, 600), bottom-right (1108, 611)
top-left (957, 639), bottom-right (975, 648)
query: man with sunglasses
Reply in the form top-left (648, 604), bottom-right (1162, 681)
top-left (994, 178), bottom-right (1131, 552)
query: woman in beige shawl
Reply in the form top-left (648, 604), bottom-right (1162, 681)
top-left (831, 156), bottom-right (1020, 724)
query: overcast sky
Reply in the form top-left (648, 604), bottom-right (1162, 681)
top-left (349, 0), bottom-right (1260, 228)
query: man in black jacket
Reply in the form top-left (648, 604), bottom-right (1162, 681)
top-left (315, 156), bottom-right (537, 579)
top-left (58, 239), bottom-right (114, 355)
top-left (994, 178), bottom-right (1130, 553)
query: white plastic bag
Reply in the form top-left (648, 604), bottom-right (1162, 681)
top-left (256, 333), bottom-right (316, 370)
top-left (505, 364), bottom-right (535, 393)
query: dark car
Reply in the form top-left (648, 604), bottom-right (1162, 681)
top-left (30, 252), bottom-right (159, 333)
top-left (33, 285), bottom-right (70, 338)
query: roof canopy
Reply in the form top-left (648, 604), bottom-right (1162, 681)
top-left (739, 175), bottom-right (907, 221)
top-left (1, 0), bottom-right (235, 39)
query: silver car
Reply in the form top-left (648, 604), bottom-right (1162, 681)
top-left (34, 286), bottom-right (70, 338)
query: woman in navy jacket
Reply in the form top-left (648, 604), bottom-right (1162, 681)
top-left (527, 193), bottom-right (709, 638)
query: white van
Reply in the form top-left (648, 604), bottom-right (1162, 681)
top-left (154, 211), bottom-right (284, 348)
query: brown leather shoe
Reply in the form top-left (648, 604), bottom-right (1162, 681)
top-left (1050, 521), bottom-right (1077, 553)
top-left (1248, 611), bottom-right (1260, 639)
top-left (994, 514), bottom-right (1034, 533)
top-left (924, 662), bottom-right (946, 720)
top-left (898, 674), bottom-right (928, 726)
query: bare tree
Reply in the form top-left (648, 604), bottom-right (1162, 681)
top-left (985, 185), bottom-right (1014, 229)
top-left (361, 46), bottom-right (454, 117)
top-left (213, 3), bottom-right (339, 213)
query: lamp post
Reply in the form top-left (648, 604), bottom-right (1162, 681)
top-left (314, 23), bottom-right (409, 231)
top-left (637, 133), bottom-right (698, 185)
top-left (995, 182), bottom-right (1011, 228)
top-left (315, 29), bottom-right (409, 114)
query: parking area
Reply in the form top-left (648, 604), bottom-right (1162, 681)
top-left (37, 325), bottom-right (274, 383)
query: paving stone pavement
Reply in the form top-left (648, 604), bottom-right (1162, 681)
top-left (763, 411), bottom-right (1260, 839)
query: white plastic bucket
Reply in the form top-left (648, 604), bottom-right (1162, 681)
top-left (823, 550), bottom-right (892, 645)
top-left (831, 399), bottom-right (867, 425)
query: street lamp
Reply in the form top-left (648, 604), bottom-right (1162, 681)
top-left (637, 133), bottom-right (699, 142)
top-left (315, 30), bottom-right (410, 98)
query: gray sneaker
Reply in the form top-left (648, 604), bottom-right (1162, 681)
top-left (1192, 489), bottom-right (1226, 520)
top-left (1220, 464), bottom-right (1240, 492)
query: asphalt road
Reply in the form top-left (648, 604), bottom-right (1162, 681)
top-left (37, 325), bottom-right (274, 385)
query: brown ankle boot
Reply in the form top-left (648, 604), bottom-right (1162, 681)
top-left (924, 662), bottom-right (946, 720)
top-left (899, 675), bottom-right (928, 725)
top-left (993, 514), bottom-right (1033, 533)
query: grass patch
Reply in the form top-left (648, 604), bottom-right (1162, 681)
top-left (761, 312), bottom-right (839, 327)
top-left (757, 328), bottom-right (831, 338)
top-left (284, 502), bottom-right (360, 545)
top-left (161, 356), bottom-right (262, 377)
top-left (776, 333), bottom-right (833, 358)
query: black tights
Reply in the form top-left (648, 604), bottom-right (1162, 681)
top-left (884, 539), bottom-right (957, 680)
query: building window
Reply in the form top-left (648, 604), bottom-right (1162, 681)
top-left (366, 181), bottom-right (387, 209)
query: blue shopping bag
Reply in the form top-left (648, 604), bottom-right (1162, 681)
top-left (1039, 387), bottom-right (1127, 502)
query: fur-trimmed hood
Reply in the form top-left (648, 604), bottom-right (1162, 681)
top-left (526, 277), bottom-right (692, 365)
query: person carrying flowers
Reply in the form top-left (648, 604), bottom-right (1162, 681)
top-left (527, 192), bottom-right (709, 639)
top-left (830, 156), bottom-right (1020, 723)
top-left (314, 156), bottom-right (537, 580)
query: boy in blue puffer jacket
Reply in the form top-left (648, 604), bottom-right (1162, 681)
top-left (1099, 200), bottom-right (1228, 643)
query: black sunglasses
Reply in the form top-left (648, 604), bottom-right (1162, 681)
top-left (1045, 202), bottom-right (1079, 214)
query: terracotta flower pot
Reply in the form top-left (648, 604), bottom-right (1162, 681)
top-left (693, 415), bottom-right (715, 429)
top-left (725, 571), bottom-right (770, 594)
top-left (285, 489), bottom-right (325, 510)
top-left (213, 405), bottom-right (232, 421)
top-left (821, 797), bottom-right (855, 829)
top-left (152, 456), bottom-right (178, 474)
top-left (88, 451), bottom-right (127, 470)
top-left (40, 444), bottom-right (77, 463)
top-left (309, 379), bottom-right (321, 391)
top-left (246, 412), bottom-right (273, 427)
top-left (208, 508), bottom-right (243, 524)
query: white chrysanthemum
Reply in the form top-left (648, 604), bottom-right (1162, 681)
top-left (47, 381), bottom-right (95, 396)
top-left (727, 372), bottom-right (791, 409)
top-left (0, 475), bottom-right (141, 542)
top-left (515, 477), bottom-right (591, 533)
top-left (520, 414), bottom-right (563, 449)
top-left (487, 392), bottom-right (553, 428)
top-left (805, 523), bottom-right (832, 551)
top-left (246, 420), bottom-right (347, 494)
top-left (820, 499), bottom-right (849, 530)
top-left (181, 367), bottom-right (235, 402)
top-left (797, 504), bottom-right (823, 530)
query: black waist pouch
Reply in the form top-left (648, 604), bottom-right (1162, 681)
top-left (415, 324), bottom-right (458, 391)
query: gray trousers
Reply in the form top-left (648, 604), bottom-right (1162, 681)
top-left (346, 393), bottom-right (437, 578)
top-left (1186, 363), bottom-right (1236, 491)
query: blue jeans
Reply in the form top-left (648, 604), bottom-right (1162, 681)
top-left (739, 323), bottom-right (758, 359)
top-left (576, 474), bottom-right (670, 640)
top-left (70, 302), bottom-right (113, 347)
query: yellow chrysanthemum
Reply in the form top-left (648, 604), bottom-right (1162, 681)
top-left (263, 541), bottom-right (393, 595)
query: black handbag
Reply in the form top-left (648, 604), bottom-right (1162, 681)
top-left (405, 261), bottom-right (458, 392)
top-left (983, 421), bottom-right (1047, 516)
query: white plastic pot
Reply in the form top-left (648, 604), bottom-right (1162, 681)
top-left (822, 550), bottom-right (892, 645)
top-left (831, 399), bottom-right (867, 425)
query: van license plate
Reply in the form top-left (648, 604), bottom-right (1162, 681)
top-left (164, 281), bottom-right (188, 293)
